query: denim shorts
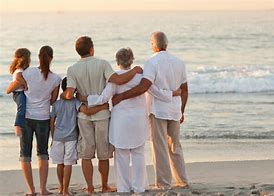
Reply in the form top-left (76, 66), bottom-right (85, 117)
top-left (12, 91), bottom-right (26, 128)
top-left (20, 118), bottom-right (50, 162)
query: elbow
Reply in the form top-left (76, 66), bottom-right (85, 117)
top-left (141, 85), bottom-right (150, 94)
top-left (6, 89), bottom-right (11, 94)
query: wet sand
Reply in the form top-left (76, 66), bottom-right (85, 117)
top-left (1, 160), bottom-right (274, 195)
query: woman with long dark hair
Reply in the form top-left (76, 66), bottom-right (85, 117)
top-left (7, 46), bottom-right (61, 195)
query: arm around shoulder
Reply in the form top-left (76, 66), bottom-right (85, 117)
top-left (112, 78), bottom-right (152, 106)
top-left (108, 66), bottom-right (143, 85)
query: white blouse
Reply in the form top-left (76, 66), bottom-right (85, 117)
top-left (87, 69), bottom-right (172, 149)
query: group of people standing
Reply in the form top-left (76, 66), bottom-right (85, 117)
top-left (6, 31), bottom-right (188, 196)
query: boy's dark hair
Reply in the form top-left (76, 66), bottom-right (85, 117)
top-left (61, 77), bottom-right (67, 92)
top-left (75, 36), bottom-right (94, 57)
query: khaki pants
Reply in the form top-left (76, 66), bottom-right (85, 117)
top-left (150, 114), bottom-right (187, 188)
top-left (77, 118), bottom-right (114, 160)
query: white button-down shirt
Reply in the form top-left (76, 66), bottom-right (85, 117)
top-left (143, 51), bottom-right (187, 121)
top-left (87, 69), bottom-right (172, 149)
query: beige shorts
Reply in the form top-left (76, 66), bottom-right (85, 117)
top-left (77, 118), bottom-right (114, 160)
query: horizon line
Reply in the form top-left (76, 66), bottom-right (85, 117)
top-left (1, 9), bottom-right (274, 14)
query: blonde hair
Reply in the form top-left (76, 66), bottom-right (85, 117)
top-left (9, 48), bottom-right (31, 74)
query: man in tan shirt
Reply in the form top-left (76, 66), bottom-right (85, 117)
top-left (62, 36), bottom-right (142, 193)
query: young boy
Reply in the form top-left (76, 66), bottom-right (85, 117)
top-left (50, 77), bottom-right (109, 196)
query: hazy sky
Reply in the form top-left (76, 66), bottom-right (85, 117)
top-left (0, 0), bottom-right (273, 12)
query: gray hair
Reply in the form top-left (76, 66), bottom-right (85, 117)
top-left (116, 47), bottom-right (134, 68)
top-left (151, 31), bottom-right (168, 50)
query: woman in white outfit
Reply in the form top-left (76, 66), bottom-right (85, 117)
top-left (78, 48), bottom-right (179, 193)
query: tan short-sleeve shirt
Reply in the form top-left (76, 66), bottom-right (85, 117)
top-left (67, 56), bottom-right (114, 121)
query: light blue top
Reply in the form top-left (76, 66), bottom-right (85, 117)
top-left (50, 98), bottom-right (81, 141)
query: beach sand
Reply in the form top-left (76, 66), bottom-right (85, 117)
top-left (1, 160), bottom-right (273, 195)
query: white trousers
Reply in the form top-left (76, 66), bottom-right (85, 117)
top-left (114, 143), bottom-right (148, 193)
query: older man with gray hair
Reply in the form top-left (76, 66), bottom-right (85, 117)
top-left (112, 32), bottom-right (188, 189)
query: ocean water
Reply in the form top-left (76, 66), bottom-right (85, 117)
top-left (0, 11), bottom-right (274, 170)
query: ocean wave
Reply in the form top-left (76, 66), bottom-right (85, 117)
top-left (188, 66), bottom-right (274, 94)
top-left (182, 130), bottom-right (274, 140)
top-left (1, 131), bottom-right (274, 140)
top-left (1, 66), bottom-right (274, 96)
top-left (0, 132), bottom-right (14, 136)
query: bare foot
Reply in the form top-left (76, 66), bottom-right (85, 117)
top-left (15, 126), bottom-right (22, 137)
top-left (58, 186), bottom-right (63, 194)
top-left (174, 182), bottom-right (189, 189)
top-left (25, 193), bottom-right (37, 196)
top-left (63, 191), bottom-right (73, 196)
top-left (82, 186), bottom-right (95, 194)
top-left (102, 185), bottom-right (117, 193)
top-left (40, 189), bottom-right (53, 195)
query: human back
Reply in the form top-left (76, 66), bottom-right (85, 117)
top-left (111, 71), bottom-right (147, 110)
top-left (67, 57), bottom-right (112, 96)
top-left (146, 51), bottom-right (186, 91)
top-left (23, 67), bottom-right (60, 120)
top-left (51, 97), bottom-right (79, 141)
top-left (67, 36), bottom-right (114, 121)
top-left (143, 33), bottom-right (187, 121)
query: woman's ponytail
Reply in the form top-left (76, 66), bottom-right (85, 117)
top-left (39, 46), bottom-right (53, 80)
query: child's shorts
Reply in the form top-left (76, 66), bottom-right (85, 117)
top-left (50, 140), bottom-right (78, 165)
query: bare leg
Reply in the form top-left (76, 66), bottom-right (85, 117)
top-left (38, 159), bottom-right (51, 195)
top-left (99, 159), bottom-right (116, 192)
top-left (21, 161), bottom-right (36, 195)
top-left (63, 165), bottom-right (72, 195)
top-left (57, 164), bottom-right (64, 194)
top-left (82, 159), bottom-right (94, 194)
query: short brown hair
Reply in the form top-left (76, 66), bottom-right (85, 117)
top-left (75, 36), bottom-right (94, 57)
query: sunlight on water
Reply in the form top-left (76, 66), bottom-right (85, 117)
top-left (0, 11), bottom-right (274, 170)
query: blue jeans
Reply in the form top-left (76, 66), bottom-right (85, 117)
top-left (12, 91), bottom-right (26, 128)
top-left (20, 118), bottom-right (50, 162)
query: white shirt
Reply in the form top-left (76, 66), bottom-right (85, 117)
top-left (87, 69), bottom-right (172, 149)
top-left (143, 51), bottom-right (187, 121)
top-left (13, 68), bottom-right (24, 92)
top-left (23, 67), bottom-right (61, 120)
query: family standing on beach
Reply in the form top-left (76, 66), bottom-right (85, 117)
top-left (6, 31), bottom-right (188, 196)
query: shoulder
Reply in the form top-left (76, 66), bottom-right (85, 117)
top-left (67, 62), bottom-right (79, 72)
top-left (91, 57), bottom-right (110, 65)
top-left (22, 67), bottom-right (38, 77)
top-left (168, 52), bottom-right (185, 64)
top-left (14, 68), bottom-right (23, 74)
top-left (93, 57), bottom-right (110, 66)
top-left (50, 72), bottom-right (61, 80)
top-left (13, 69), bottom-right (23, 77)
